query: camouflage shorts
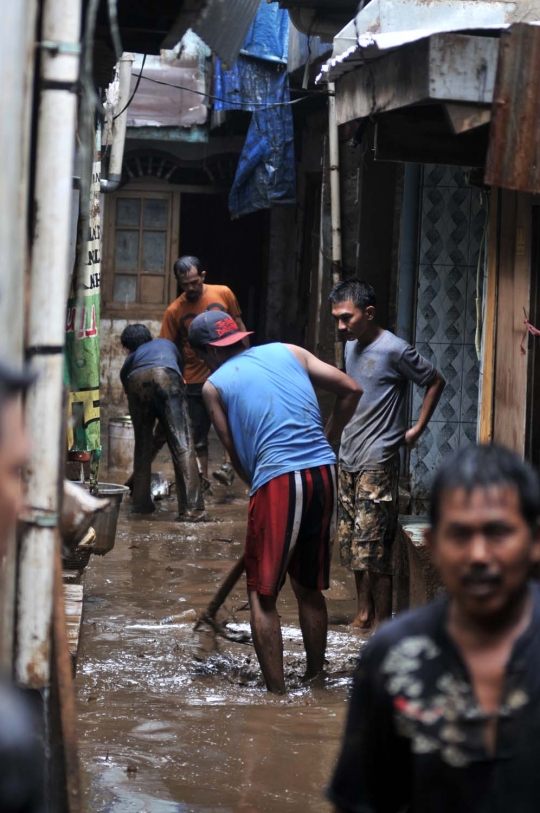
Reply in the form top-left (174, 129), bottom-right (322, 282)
top-left (338, 459), bottom-right (399, 575)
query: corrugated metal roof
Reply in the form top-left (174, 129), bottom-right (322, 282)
top-left (317, 0), bottom-right (531, 82)
top-left (485, 23), bottom-right (540, 193)
top-left (162, 0), bottom-right (262, 68)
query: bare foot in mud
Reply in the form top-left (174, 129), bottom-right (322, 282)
top-left (301, 671), bottom-right (327, 688)
top-left (176, 510), bottom-right (208, 523)
top-left (349, 615), bottom-right (374, 633)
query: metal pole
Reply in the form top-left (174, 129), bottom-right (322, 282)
top-left (328, 81), bottom-right (343, 369)
top-left (17, 0), bottom-right (82, 688)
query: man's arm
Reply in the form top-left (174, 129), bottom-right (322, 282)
top-left (285, 345), bottom-right (362, 445)
top-left (235, 315), bottom-right (250, 349)
top-left (404, 370), bottom-right (445, 446)
top-left (202, 382), bottom-right (250, 484)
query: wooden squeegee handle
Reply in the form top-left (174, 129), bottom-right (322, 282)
top-left (195, 553), bottom-right (246, 629)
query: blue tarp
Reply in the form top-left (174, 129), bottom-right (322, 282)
top-left (213, 1), bottom-right (296, 219)
top-left (240, 1), bottom-right (289, 64)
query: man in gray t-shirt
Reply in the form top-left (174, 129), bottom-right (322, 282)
top-left (330, 278), bottom-right (445, 629)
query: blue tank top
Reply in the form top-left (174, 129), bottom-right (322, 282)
top-left (208, 343), bottom-right (336, 495)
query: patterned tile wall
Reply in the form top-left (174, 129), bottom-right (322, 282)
top-left (409, 165), bottom-right (487, 512)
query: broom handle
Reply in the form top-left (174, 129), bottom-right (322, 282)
top-left (196, 554), bottom-right (246, 627)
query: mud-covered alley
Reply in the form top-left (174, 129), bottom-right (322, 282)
top-left (4, 0), bottom-right (540, 812)
top-left (77, 439), bottom-right (361, 812)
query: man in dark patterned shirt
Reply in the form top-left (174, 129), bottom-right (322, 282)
top-left (329, 444), bottom-right (540, 813)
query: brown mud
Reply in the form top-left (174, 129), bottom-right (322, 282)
top-left (76, 451), bottom-right (365, 812)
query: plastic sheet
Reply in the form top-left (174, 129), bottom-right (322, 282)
top-left (213, 2), bottom-right (296, 218)
top-left (240, 1), bottom-right (289, 64)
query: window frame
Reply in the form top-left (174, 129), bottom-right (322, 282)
top-left (102, 179), bottom-right (222, 320)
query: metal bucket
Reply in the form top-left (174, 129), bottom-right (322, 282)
top-left (108, 415), bottom-right (134, 475)
top-left (91, 483), bottom-right (129, 556)
top-left (63, 546), bottom-right (92, 571)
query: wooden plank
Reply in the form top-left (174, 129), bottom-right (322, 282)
top-left (335, 34), bottom-right (499, 126)
top-left (63, 583), bottom-right (83, 668)
top-left (486, 24), bottom-right (540, 194)
top-left (52, 541), bottom-right (82, 812)
top-left (493, 190), bottom-right (532, 454)
top-left (478, 188), bottom-right (499, 444)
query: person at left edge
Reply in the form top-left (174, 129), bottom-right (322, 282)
top-left (120, 324), bottom-right (204, 521)
top-left (0, 361), bottom-right (48, 813)
top-left (189, 311), bottom-right (363, 694)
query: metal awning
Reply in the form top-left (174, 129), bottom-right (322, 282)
top-left (318, 0), bottom-right (529, 83)
top-left (333, 31), bottom-right (500, 125)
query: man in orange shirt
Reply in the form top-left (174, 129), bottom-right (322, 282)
top-left (160, 255), bottom-right (249, 481)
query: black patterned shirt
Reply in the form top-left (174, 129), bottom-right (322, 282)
top-left (329, 584), bottom-right (540, 813)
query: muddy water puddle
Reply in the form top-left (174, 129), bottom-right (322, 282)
top-left (76, 481), bottom-right (364, 812)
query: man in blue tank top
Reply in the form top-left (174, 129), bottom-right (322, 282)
top-left (188, 311), bottom-right (362, 693)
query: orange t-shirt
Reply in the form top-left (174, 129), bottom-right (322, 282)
top-left (159, 284), bottom-right (242, 384)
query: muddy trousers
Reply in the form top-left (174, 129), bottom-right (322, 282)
top-left (125, 367), bottom-right (204, 515)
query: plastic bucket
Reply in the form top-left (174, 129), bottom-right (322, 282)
top-left (108, 416), bottom-right (134, 475)
top-left (91, 483), bottom-right (129, 556)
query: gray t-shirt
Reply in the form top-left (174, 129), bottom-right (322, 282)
top-left (340, 330), bottom-right (435, 472)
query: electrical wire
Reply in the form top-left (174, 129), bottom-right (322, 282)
top-left (113, 53), bottom-right (147, 120)
top-left (129, 70), bottom-right (324, 109)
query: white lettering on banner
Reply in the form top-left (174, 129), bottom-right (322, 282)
top-left (82, 160), bottom-right (101, 295)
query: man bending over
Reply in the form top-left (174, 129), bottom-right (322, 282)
top-left (188, 311), bottom-right (362, 694)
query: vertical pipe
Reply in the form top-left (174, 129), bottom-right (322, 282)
top-left (0, 0), bottom-right (38, 363)
top-left (328, 81), bottom-right (343, 368)
top-left (101, 52), bottom-right (135, 192)
top-left (328, 82), bottom-right (342, 276)
top-left (17, 0), bottom-right (82, 688)
top-left (0, 0), bottom-right (39, 672)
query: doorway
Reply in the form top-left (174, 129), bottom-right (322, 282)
top-left (179, 193), bottom-right (268, 340)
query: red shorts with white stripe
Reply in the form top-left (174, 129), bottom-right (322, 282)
top-left (245, 464), bottom-right (337, 596)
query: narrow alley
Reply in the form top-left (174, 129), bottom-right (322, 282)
top-left (4, 1), bottom-right (540, 811)
top-left (77, 441), bottom-right (362, 812)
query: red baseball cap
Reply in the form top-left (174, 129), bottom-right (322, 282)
top-left (188, 310), bottom-right (253, 348)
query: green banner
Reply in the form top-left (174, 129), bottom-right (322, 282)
top-left (65, 158), bottom-right (101, 452)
